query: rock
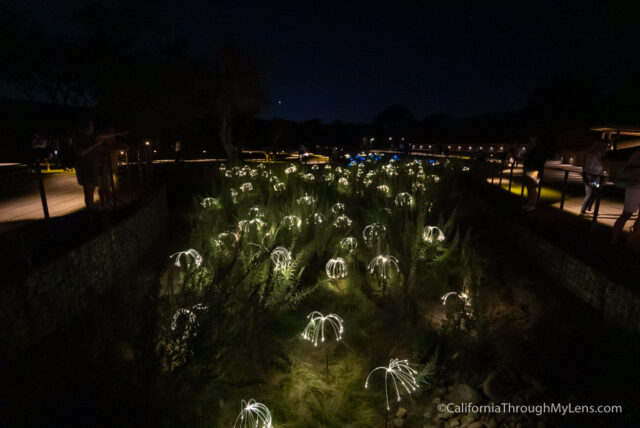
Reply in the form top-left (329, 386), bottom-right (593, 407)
top-left (446, 383), bottom-right (481, 405)
top-left (467, 422), bottom-right (484, 428)
top-left (396, 408), bottom-right (407, 418)
top-left (438, 411), bottom-right (455, 420)
top-left (483, 371), bottom-right (514, 402)
top-left (462, 414), bottom-right (477, 425)
top-left (393, 418), bottom-right (405, 427)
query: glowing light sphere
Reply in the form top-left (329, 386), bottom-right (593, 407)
top-left (423, 226), bottom-right (445, 243)
top-left (323, 173), bottom-right (334, 182)
top-left (332, 214), bottom-right (353, 232)
top-left (326, 257), bottom-right (348, 279)
top-left (368, 255), bottom-right (399, 279)
top-left (200, 197), bottom-right (221, 209)
top-left (171, 308), bottom-right (196, 339)
top-left (284, 165), bottom-right (297, 175)
top-left (338, 177), bottom-right (349, 186)
top-left (238, 218), bottom-right (268, 237)
top-left (213, 232), bottom-right (239, 252)
top-left (170, 249), bottom-right (203, 269)
top-left (270, 246), bottom-right (292, 271)
top-left (377, 184), bottom-right (390, 194)
top-left (218, 164), bottom-right (227, 172)
top-left (281, 215), bottom-right (302, 232)
top-left (311, 165), bottom-right (319, 170)
top-left (239, 182), bottom-right (253, 192)
top-left (339, 236), bottom-right (358, 254)
top-left (307, 212), bottom-right (325, 225)
top-left (429, 174), bottom-right (441, 183)
top-left (269, 175), bottom-right (279, 184)
top-left (331, 202), bottom-right (345, 215)
top-left (248, 206), bottom-right (264, 219)
top-left (224, 170), bottom-right (233, 178)
top-left (233, 399), bottom-right (273, 428)
top-left (236, 170), bottom-right (247, 177)
top-left (273, 182), bottom-right (286, 193)
top-left (411, 182), bottom-right (426, 193)
top-left (335, 166), bottom-right (343, 174)
top-left (297, 194), bottom-right (316, 208)
top-left (365, 358), bottom-right (419, 410)
top-left (394, 192), bottom-right (414, 208)
top-left (249, 169), bottom-right (259, 179)
top-left (301, 311), bottom-right (344, 346)
top-left (230, 188), bottom-right (238, 203)
top-left (301, 172), bottom-right (315, 182)
top-left (363, 223), bottom-right (387, 247)
top-left (441, 291), bottom-right (470, 306)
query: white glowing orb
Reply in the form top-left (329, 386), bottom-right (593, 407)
top-left (301, 172), bottom-right (315, 182)
top-left (368, 255), bottom-right (399, 279)
top-left (248, 206), bottom-right (264, 219)
top-left (284, 165), bottom-right (297, 175)
top-left (233, 399), bottom-right (273, 428)
top-left (171, 308), bottom-right (197, 339)
top-left (239, 182), bottom-right (253, 192)
top-left (330, 202), bottom-right (346, 215)
top-left (423, 226), bottom-right (445, 243)
top-left (200, 197), bottom-right (221, 209)
top-left (272, 182), bottom-right (286, 193)
top-left (301, 311), bottom-right (344, 346)
top-left (270, 246), bottom-right (292, 271)
top-left (170, 249), bottom-right (203, 268)
top-left (332, 214), bottom-right (353, 231)
top-left (326, 257), bottom-right (348, 279)
top-left (338, 177), bottom-right (349, 186)
top-left (281, 215), bottom-right (302, 231)
top-left (394, 192), bottom-right (414, 207)
top-left (365, 358), bottom-right (419, 410)
top-left (213, 232), bottom-right (239, 252)
top-left (363, 223), bottom-right (387, 247)
top-left (297, 193), bottom-right (316, 208)
top-left (238, 218), bottom-right (268, 236)
top-left (377, 184), bottom-right (390, 194)
top-left (339, 236), bottom-right (358, 254)
top-left (323, 173), bottom-right (334, 182)
top-left (307, 212), bottom-right (325, 225)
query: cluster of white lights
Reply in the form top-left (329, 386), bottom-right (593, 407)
top-left (297, 194), bottom-right (316, 208)
top-left (233, 399), bottom-right (273, 428)
top-left (365, 358), bottom-right (419, 410)
top-left (281, 215), bottom-right (302, 231)
top-left (394, 192), bottom-right (414, 207)
top-left (200, 197), bottom-right (220, 208)
top-left (368, 255), bottom-right (399, 279)
top-left (270, 246), bottom-right (292, 272)
top-left (339, 236), bottom-right (358, 254)
top-left (332, 214), bottom-right (353, 231)
top-left (423, 226), bottom-right (445, 243)
top-left (301, 311), bottom-right (344, 346)
top-left (170, 249), bottom-right (203, 268)
top-left (325, 257), bottom-right (349, 279)
top-left (240, 182), bottom-right (253, 192)
top-left (363, 223), bottom-right (387, 247)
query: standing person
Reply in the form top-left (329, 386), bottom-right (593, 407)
top-left (580, 141), bottom-right (606, 215)
top-left (522, 135), bottom-right (552, 212)
top-left (611, 151), bottom-right (640, 244)
top-left (73, 120), bottom-right (100, 211)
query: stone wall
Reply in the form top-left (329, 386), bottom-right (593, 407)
top-left (1, 187), bottom-right (167, 355)
top-left (473, 195), bottom-right (640, 335)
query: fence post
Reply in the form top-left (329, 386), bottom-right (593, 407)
top-left (508, 161), bottom-right (515, 192)
top-left (34, 162), bottom-right (50, 220)
top-left (560, 170), bottom-right (569, 211)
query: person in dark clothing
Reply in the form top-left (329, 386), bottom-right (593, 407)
top-left (522, 135), bottom-right (553, 212)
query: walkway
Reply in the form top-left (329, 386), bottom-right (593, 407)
top-left (0, 171), bottom-right (94, 233)
top-left (488, 162), bottom-right (636, 232)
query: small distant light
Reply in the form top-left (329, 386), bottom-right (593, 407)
top-left (145, 141), bottom-right (150, 146)
top-left (202, 150), bottom-right (206, 154)
top-left (153, 149), bottom-right (157, 153)
top-left (120, 151), bottom-right (124, 155)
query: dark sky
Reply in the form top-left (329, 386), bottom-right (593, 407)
top-left (10, 0), bottom-right (640, 123)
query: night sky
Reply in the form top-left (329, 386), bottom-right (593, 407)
top-left (11, 0), bottom-right (640, 123)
